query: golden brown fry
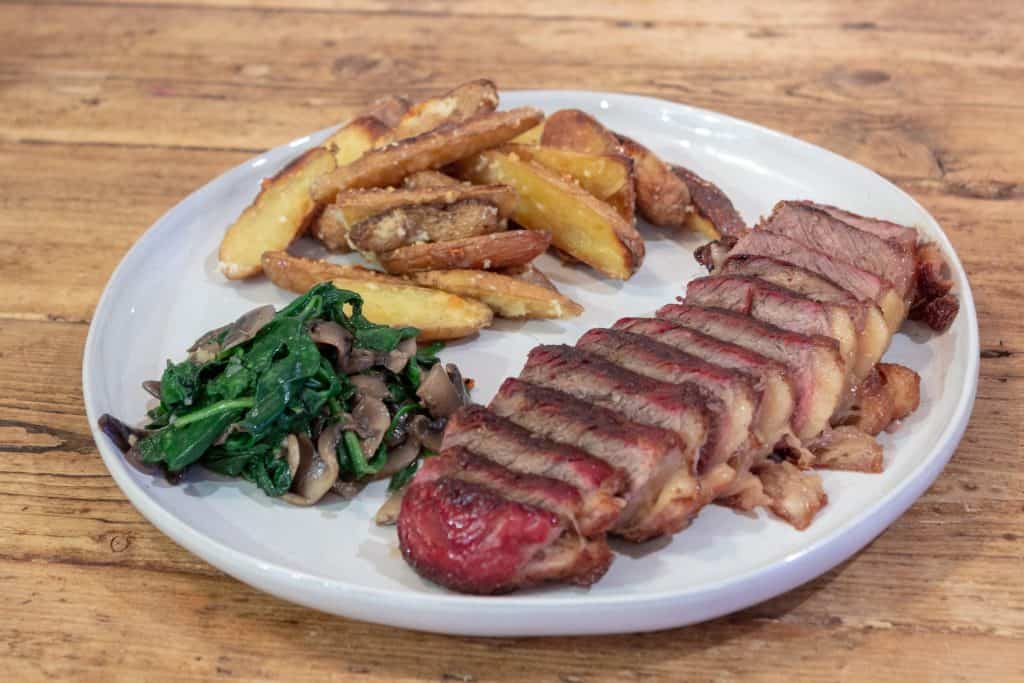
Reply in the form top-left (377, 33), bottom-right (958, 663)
top-left (349, 202), bottom-right (503, 253)
top-left (402, 170), bottom-right (461, 189)
top-left (454, 150), bottom-right (643, 279)
top-left (218, 147), bottom-right (337, 280)
top-left (311, 204), bottom-right (354, 252)
top-left (324, 115), bottom-right (391, 166)
top-left (377, 230), bottom-right (551, 274)
top-left (333, 184), bottom-right (517, 225)
top-left (360, 94), bottom-right (410, 128)
top-left (310, 107), bottom-right (544, 203)
top-left (615, 135), bottom-right (691, 228)
top-left (540, 109), bottom-right (620, 155)
top-left (510, 122), bottom-right (545, 145)
top-left (499, 263), bottom-right (557, 291)
top-left (375, 79), bottom-right (499, 146)
top-left (261, 251), bottom-right (491, 341)
top-left (410, 269), bottom-right (583, 320)
top-left (505, 143), bottom-right (635, 223)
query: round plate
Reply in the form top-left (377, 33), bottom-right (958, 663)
top-left (83, 91), bottom-right (978, 636)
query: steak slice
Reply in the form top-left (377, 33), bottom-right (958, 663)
top-left (575, 329), bottom-right (756, 470)
top-left (656, 303), bottom-right (845, 441)
top-left (685, 275), bottom-right (858, 382)
top-left (520, 346), bottom-right (708, 477)
top-left (443, 405), bottom-right (627, 536)
top-left (798, 201), bottom-right (918, 253)
top-left (612, 317), bottom-right (794, 449)
top-left (762, 201), bottom-right (915, 302)
top-left (726, 228), bottom-right (907, 331)
top-left (398, 455), bottom-right (612, 594)
top-left (490, 379), bottom-right (697, 542)
top-left (719, 256), bottom-right (890, 381)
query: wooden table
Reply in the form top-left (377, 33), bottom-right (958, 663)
top-left (2, 1), bottom-right (1021, 680)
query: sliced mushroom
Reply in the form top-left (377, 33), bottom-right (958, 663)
top-left (416, 363), bottom-right (464, 419)
top-left (373, 437), bottom-right (421, 479)
top-left (142, 380), bottom-right (162, 400)
top-left (349, 373), bottom-right (390, 400)
top-left (221, 305), bottom-right (276, 351)
top-left (310, 320), bottom-right (352, 370)
top-left (445, 363), bottom-right (472, 406)
top-left (353, 396), bottom-right (391, 457)
top-left (281, 433), bottom-right (339, 506)
top-left (188, 322), bottom-right (231, 354)
top-left (343, 348), bottom-right (377, 374)
top-left (409, 414), bottom-right (446, 452)
top-left (332, 479), bottom-right (368, 499)
top-left (382, 336), bottom-right (418, 373)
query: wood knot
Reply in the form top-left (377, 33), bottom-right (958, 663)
top-left (108, 533), bottom-right (131, 553)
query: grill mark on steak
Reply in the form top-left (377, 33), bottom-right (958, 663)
top-left (520, 345), bottom-right (708, 476)
top-left (490, 379), bottom-right (696, 542)
top-left (575, 328), bottom-right (756, 471)
top-left (762, 201), bottom-right (914, 301)
top-left (398, 467), bottom-right (612, 594)
top-left (443, 405), bottom-right (627, 536)
top-left (656, 303), bottom-right (845, 441)
top-left (612, 317), bottom-right (795, 448)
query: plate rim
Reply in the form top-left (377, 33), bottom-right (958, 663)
top-left (82, 89), bottom-right (980, 635)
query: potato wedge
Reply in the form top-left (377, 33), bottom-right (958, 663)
top-left (454, 150), bottom-right (643, 279)
top-left (511, 122), bottom-right (545, 145)
top-left (403, 170), bottom-right (461, 189)
top-left (540, 108), bottom-right (620, 155)
top-left (375, 79), bottom-right (499, 146)
top-left (261, 251), bottom-right (491, 341)
top-left (218, 147), bottom-right (337, 280)
top-left (349, 202), bottom-right (503, 253)
top-left (324, 115), bottom-right (391, 166)
top-left (333, 184), bottom-right (517, 225)
top-left (377, 230), bottom-right (551, 274)
top-left (310, 107), bottom-right (544, 203)
top-left (410, 269), bottom-right (583, 320)
top-left (311, 204), bottom-right (354, 252)
top-left (504, 143), bottom-right (635, 223)
top-left (360, 94), bottom-right (410, 128)
top-left (542, 109), bottom-right (691, 228)
top-left (499, 263), bottom-right (557, 290)
top-left (673, 165), bottom-right (745, 239)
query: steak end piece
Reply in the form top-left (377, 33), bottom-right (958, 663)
top-left (397, 455), bottom-right (612, 595)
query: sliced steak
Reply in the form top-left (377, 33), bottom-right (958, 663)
top-left (685, 275), bottom-right (858, 382)
top-left (726, 229), bottom-right (907, 331)
top-left (763, 201), bottom-right (915, 302)
top-left (575, 328), bottom-right (756, 470)
top-left (612, 317), bottom-right (794, 449)
top-left (798, 201), bottom-right (918, 253)
top-left (719, 256), bottom-right (890, 381)
top-left (398, 455), bottom-right (612, 594)
top-left (443, 405), bottom-right (626, 536)
top-left (520, 345), bottom-right (709, 477)
top-left (656, 303), bottom-right (845, 441)
top-left (490, 379), bottom-right (697, 542)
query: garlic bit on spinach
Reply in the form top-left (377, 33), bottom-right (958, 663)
top-left (99, 282), bottom-right (468, 504)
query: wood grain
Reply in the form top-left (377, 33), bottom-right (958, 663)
top-left (0, 0), bottom-right (1022, 680)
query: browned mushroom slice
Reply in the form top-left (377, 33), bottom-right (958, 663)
top-left (309, 320), bottom-right (352, 369)
top-left (353, 396), bottom-right (391, 456)
top-left (416, 364), bottom-right (464, 419)
top-left (349, 373), bottom-right (390, 400)
top-left (281, 433), bottom-right (339, 506)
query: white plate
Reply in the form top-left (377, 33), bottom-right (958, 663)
top-left (83, 91), bottom-right (979, 636)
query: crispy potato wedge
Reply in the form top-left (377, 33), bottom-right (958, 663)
top-left (311, 204), bottom-right (354, 253)
top-left (310, 107), bottom-right (544, 203)
top-left (616, 135), bottom-right (691, 228)
top-left (410, 269), bottom-right (583, 320)
top-left (540, 108), bottom-right (620, 155)
top-left (499, 263), bottom-right (556, 290)
top-left (349, 202), bottom-right (503, 253)
top-left (218, 147), bottom-right (337, 280)
top-left (375, 79), bottom-right (499, 146)
top-left (324, 115), bottom-right (390, 166)
top-left (403, 170), bottom-right (461, 189)
top-left (377, 230), bottom-right (551, 274)
top-left (673, 165), bottom-right (745, 239)
top-left (454, 150), bottom-right (643, 279)
top-left (360, 94), bottom-right (410, 128)
top-left (334, 184), bottom-right (517, 225)
top-left (504, 143), bottom-right (635, 223)
top-left (511, 122), bottom-right (545, 145)
top-left (261, 251), bottom-right (491, 341)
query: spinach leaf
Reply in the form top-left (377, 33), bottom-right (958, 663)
top-left (206, 352), bottom-right (254, 401)
top-left (159, 358), bottom-right (205, 409)
top-left (137, 407), bottom-right (244, 472)
top-left (243, 451), bottom-right (293, 497)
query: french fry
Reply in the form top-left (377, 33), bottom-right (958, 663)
top-left (218, 147), bottom-right (337, 280)
top-left (324, 115), bottom-right (391, 166)
top-left (377, 230), bottom-right (550, 274)
top-left (616, 134), bottom-right (691, 228)
top-left (402, 170), bottom-right (462, 189)
top-left (375, 79), bottom-right (499, 146)
top-left (540, 109), bottom-right (620, 155)
top-left (360, 94), bottom-right (410, 128)
top-left (410, 269), bottom-right (583, 320)
top-left (311, 204), bottom-right (354, 252)
top-left (261, 251), bottom-right (492, 341)
top-left (310, 107), bottom-right (544, 204)
top-left (333, 184), bottom-right (517, 226)
top-left (348, 202), bottom-right (504, 253)
top-left (499, 263), bottom-right (557, 290)
top-left (504, 143), bottom-right (635, 223)
top-left (454, 149), bottom-right (643, 279)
